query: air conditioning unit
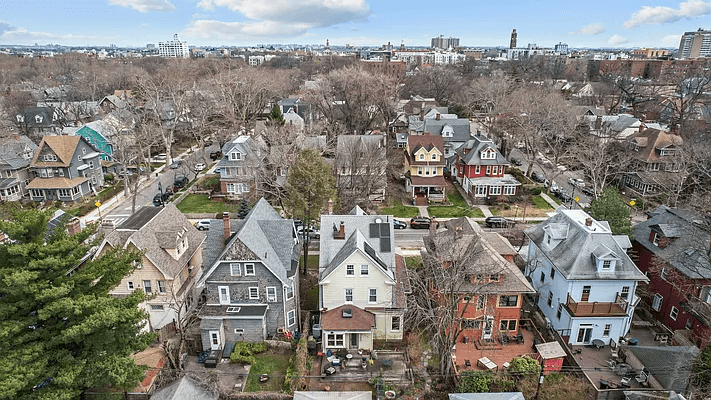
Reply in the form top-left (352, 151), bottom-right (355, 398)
top-left (544, 317), bottom-right (552, 329)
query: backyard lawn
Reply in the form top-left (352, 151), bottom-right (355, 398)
top-left (300, 254), bottom-right (319, 271)
top-left (427, 190), bottom-right (484, 218)
top-left (380, 198), bottom-right (419, 218)
top-left (245, 352), bottom-right (291, 392)
top-left (532, 195), bottom-right (554, 209)
top-left (176, 194), bottom-right (236, 214)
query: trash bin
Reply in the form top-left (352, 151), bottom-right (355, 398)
top-left (312, 324), bottom-right (321, 340)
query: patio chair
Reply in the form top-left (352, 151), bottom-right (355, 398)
top-left (635, 370), bottom-right (648, 384)
top-left (501, 333), bottom-right (510, 345)
top-left (620, 377), bottom-right (631, 388)
top-left (516, 333), bottom-right (524, 344)
top-left (465, 359), bottom-right (472, 368)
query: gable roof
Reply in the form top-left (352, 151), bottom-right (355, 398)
top-left (424, 217), bottom-right (535, 295)
top-left (627, 128), bottom-right (683, 163)
top-left (456, 135), bottom-right (509, 166)
top-left (320, 304), bottom-right (375, 331)
top-left (525, 209), bottom-right (647, 281)
top-left (422, 118), bottom-right (472, 142)
top-left (199, 198), bottom-right (299, 286)
top-left (217, 135), bottom-right (266, 168)
top-left (102, 204), bottom-right (206, 279)
top-left (0, 135), bottom-right (36, 170)
top-left (633, 205), bottom-right (711, 279)
top-left (31, 135), bottom-right (84, 167)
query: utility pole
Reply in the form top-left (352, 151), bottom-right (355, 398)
top-left (533, 357), bottom-right (546, 400)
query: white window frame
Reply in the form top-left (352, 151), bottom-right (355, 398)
top-left (391, 315), bottom-right (401, 331)
top-left (230, 263), bottom-right (241, 276)
top-left (218, 286), bottom-right (230, 304)
top-left (127, 281), bottom-right (134, 290)
top-left (249, 286), bottom-right (259, 299)
top-left (419, 153), bottom-right (425, 160)
top-left (621, 286), bottom-right (630, 300)
top-left (266, 287), bottom-right (277, 303)
top-left (602, 260), bottom-right (612, 270)
top-left (150, 304), bottom-right (165, 311)
top-left (346, 264), bottom-right (355, 276)
top-left (489, 186), bottom-right (501, 195)
top-left (360, 264), bottom-right (369, 276)
top-left (369, 288), bottom-right (377, 303)
top-left (157, 280), bottom-right (166, 294)
top-left (326, 333), bottom-right (345, 347)
top-left (652, 293), bottom-right (663, 311)
top-left (486, 165), bottom-right (491, 175)
top-left (230, 152), bottom-right (242, 161)
top-left (287, 310), bottom-right (296, 326)
top-left (603, 324), bottom-right (611, 337)
top-left (245, 263), bottom-right (255, 276)
top-left (670, 306), bottom-right (679, 321)
top-left (652, 232), bottom-right (660, 246)
top-left (345, 288), bottom-right (353, 303)
top-left (143, 280), bottom-right (152, 294)
top-left (504, 185), bottom-right (516, 195)
top-left (475, 165), bottom-right (480, 174)
top-left (492, 165), bottom-right (498, 175)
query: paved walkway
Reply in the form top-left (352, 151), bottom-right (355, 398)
top-left (478, 205), bottom-right (493, 218)
top-left (416, 205), bottom-right (429, 217)
top-left (539, 192), bottom-right (560, 209)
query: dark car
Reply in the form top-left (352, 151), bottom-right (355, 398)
top-left (210, 151), bottom-right (223, 161)
top-left (581, 186), bottom-right (596, 197)
top-left (558, 192), bottom-right (573, 203)
top-left (153, 192), bottom-right (171, 206)
top-left (393, 219), bottom-right (407, 229)
top-left (531, 171), bottom-right (546, 183)
top-left (485, 216), bottom-right (515, 228)
top-left (510, 158), bottom-right (523, 166)
top-left (173, 175), bottom-right (189, 189)
top-left (410, 216), bottom-right (431, 229)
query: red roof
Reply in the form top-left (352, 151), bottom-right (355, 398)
top-left (321, 305), bottom-right (374, 331)
top-left (409, 175), bottom-right (447, 187)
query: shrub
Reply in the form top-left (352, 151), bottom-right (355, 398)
top-left (229, 341), bottom-right (268, 364)
top-left (284, 337), bottom-right (309, 393)
top-left (104, 174), bottom-right (114, 182)
top-left (529, 187), bottom-right (542, 195)
top-left (457, 370), bottom-right (493, 392)
top-left (508, 355), bottom-right (541, 377)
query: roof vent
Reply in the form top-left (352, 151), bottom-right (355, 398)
top-left (342, 308), bottom-right (352, 318)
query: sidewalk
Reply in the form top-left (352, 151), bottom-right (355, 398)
top-left (539, 192), bottom-right (560, 209)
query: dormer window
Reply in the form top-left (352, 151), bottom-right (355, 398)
top-left (630, 142), bottom-right (639, 151)
top-left (230, 152), bottom-right (242, 161)
top-left (651, 232), bottom-right (660, 246)
top-left (431, 154), bottom-right (437, 160)
top-left (419, 153), bottom-right (425, 160)
top-left (35, 115), bottom-right (43, 124)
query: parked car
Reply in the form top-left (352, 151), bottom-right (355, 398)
top-left (154, 153), bottom-right (167, 161)
top-left (195, 219), bottom-right (211, 231)
top-left (550, 182), bottom-right (561, 194)
top-left (297, 225), bottom-right (320, 239)
top-left (410, 216), bottom-right (432, 229)
top-left (210, 151), bottom-right (223, 161)
top-left (510, 158), bottom-right (523, 166)
top-left (170, 159), bottom-right (182, 169)
top-left (531, 171), bottom-right (546, 183)
top-left (393, 219), bottom-right (407, 229)
top-left (174, 175), bottom-right (189, 189)
top-left (568, 178), bottom-right (585, 188)
top-left (558, 192), bottom-right (572, 203)
top-left (581, 186), bottom-right (596, 197)
top-left (152, 192), bottom-right (170, 206)
top-left (195, 162), bottom-right (206, 172)
top-left (203, 139), bottom-right (213, 147)
top-left (485, 216), bottom-right (515, 228)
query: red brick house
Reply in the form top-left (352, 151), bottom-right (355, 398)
top-left (632, 205), bottom-right (711, 348)
top-left (450, 135), bottom-right (520, 199)
top-left (422, 217), bottom-right (535, 345)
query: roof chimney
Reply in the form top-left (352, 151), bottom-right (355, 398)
top-left (595, 115), bottom-right (602, 130)
top-left (585, 217), bottom-right (593, 227)
top-left (223, 212), bottom-right (231, 242)
top-left (639, 124), bottom-right (644, 132)
top-left (334, 221), bottom-right (345, 240)
top-left (66, 217), bottom-right (81, 236)
top-left (436, 113), bottom-right (440, 120)
top-left (328, 198), bottom-right (333, 215)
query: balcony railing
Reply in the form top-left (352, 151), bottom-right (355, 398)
top-left (565, 293), bottom-right (628, 317)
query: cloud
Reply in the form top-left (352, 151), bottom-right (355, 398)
top-left (624, 0), bottom-right (711, 28)
top-left (0, 21), bottom-right (96, 42)
top-left (608, 34), bottom-right (629, 45)
top-left (569, 22), bottom-right (605, 35)
top-left (187, 0), bottom-right (370, 40)
top-left (661, 34), bottom-right (681, 45)
top-left (108, 0), bottom-right (175, 12)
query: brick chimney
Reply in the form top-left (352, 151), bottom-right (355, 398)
top-left (436, 113), bottom-right (441, 120)
top-left (66, 217), bottom-right (81, 236)
top-left (595, 115), bottom-right (602, 130)
top-left (639, 124), bottom-right (645, 132)
top-left (223, 212), bottom-right (231, 241)
top-left (334, 221), bottom-right (345, 239)
top-left (585, 217), bottom-right (593, 227)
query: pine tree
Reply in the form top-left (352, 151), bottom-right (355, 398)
top-left (266, 104), bottom-right (285, 126)
top-left (588, 187), bottom-right (633, 236)
top-left (0, 209), bottom-right (154, 399)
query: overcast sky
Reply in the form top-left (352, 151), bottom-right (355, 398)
top-left (1, 0), bottom-right (711, 48)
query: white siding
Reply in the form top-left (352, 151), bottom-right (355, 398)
top-left (321, 250), bottom-right (395, 310)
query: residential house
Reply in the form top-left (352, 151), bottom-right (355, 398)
top-left (451, 135), bottom-right (520, 199)
top-left (16, 106), bottom-right (61, 138)
top-left (624, 345), bottom-right (700, 396)
top-left (631, 205), bottom-right (711, 348)
top-left (197, 199), bottom-right (301, 350)
top-left (216, 135), bottom-right (266, 196)
top-left (27, 135), bottom-right (104, 203)
top-left (409, 109), bottom-right (472, 158)
top-left (525, 208), bottom-right (648, 346)
top-left (404, 135), bottom-right (446, 205)
top-left (97, 204), bottom-right (206, 331)
top-left (584, 114), bottom-right (644, 140)
top-left (75, 120), bottom-right (119, 161)
top-left (283, 108), bottom-right (305, 133)
top-left (278, 98), bottom-right (313, 124)
top-left (0, 135), bottom-right (37, 201)
top-left (623, 128), bottom-right (683, 196)
top-left (402, 96), bottom-right (440, 116)
top-left (422, 217), bottom-right (535, 344)
top-left (318, 207), bottom-right (408, 352)
top-left (335, 134), bottom-right (388, 204)
top-left (98, 94), bottom-right (127, 114)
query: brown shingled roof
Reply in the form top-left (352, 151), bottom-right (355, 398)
top-left (31, 136), bottom-right (82, 167)
top-left (26, 176), bottom-right (87, 189)
top-left (321, 305), bottom-right (375, 331)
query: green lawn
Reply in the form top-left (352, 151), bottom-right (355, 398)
top-left (427, 191), bottom-right (484, 218)
top-left (176, 194), bottom-right (236, 214)
top-left (300, 254), bottom-right (319, 271)
top-left (532, 195), bottom-right (554, 209)
top-left (405, 256), bottom-right (423, 270)
top-left (381, 198), bottom-right (419, 218)
top-left (245, 352), bottom-right (291, 392)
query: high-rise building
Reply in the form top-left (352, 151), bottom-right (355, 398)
top-left (431, 35), bottom-right (459, 50)
top-left (554, 42), bottom-right (568, 55)
top-left (510, 29), bottom-right (517, 49)
top-left (678, 29), bottom-right (711, 59)
top-left (158, 34), bottom-right (189, 58)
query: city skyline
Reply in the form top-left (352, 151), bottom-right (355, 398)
top-left (2, 0), bottom-right (711, 49)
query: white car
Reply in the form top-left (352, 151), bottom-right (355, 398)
top-left (195, 163), bottom-right (206, 172)
top-left (195, 219), bottom-right (210, 231)
top-left (568, 178), bottom-right (585, 188)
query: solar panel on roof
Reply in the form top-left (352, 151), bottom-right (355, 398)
top-left (380, 237), bottom-right (391, 253)
top-left (364, 241), bottom-right (388, 271)
top-left (380, 223), bottom-right (390, 237)
top-left (370, 223), bottom-right (380, 238)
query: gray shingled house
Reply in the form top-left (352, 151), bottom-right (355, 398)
top-left (197, 198), bottom-right (301, 350)
top-left (0, 135), bottom-right (37, 201)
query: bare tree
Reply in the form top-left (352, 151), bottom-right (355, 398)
top-left (334, 135), bottom-right (387, 211)
top-left (407, 219), bottom-right (510, 382)
top-left (402, 66), bottom-right (465, 106)
top-left (570, 130), bottom-right (632, 198)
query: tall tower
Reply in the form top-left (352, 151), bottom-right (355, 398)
top-left (510, 29), bottom-right (517, 49)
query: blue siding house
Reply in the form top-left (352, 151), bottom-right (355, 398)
top-left (525, 208), bottom-right (648, 346)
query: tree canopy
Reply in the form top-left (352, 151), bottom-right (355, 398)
top-left (0, 209), bottom-right (154, 399)
top-left (587, 187), bottom-right (633, 236)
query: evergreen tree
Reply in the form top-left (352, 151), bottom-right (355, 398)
top-left (266, 104), bottom-right (285, 126)
top-left (284, 149), bottom-right (336, 274)
top-left (588, 187), bottom-right (633, 236)
top-left (238, 198), bottom-right (251, 219)
top-left (0, 209), bottom-right (154, 399)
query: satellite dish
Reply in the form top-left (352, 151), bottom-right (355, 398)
top-left (375, 218), bottom-right (382, 224)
